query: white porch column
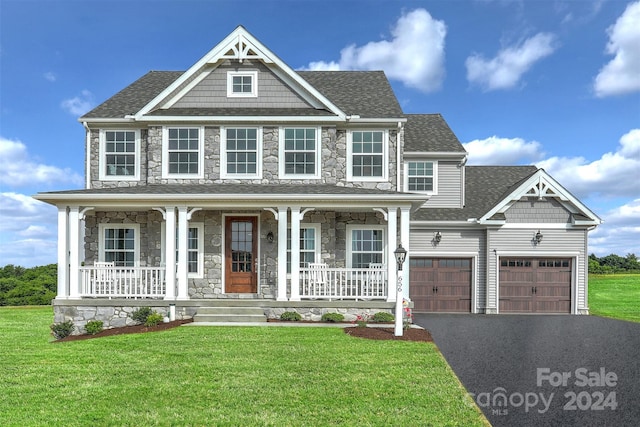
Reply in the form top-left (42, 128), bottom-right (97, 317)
top-left (386, 207), bottom-right (398, 302)
top-left (68, 206), bottom-right (81, 299)
top-left (289, 206), bottom-right (301, 301)
top-left (276, 206), bottom-right (289, 301)
top-left (164, 207), bottom-right (176, 300)
top-left (176, 206), bottom-right (189, 300)
top-left (400, 207), bottom-right (411, 301)
top-left (56, 206), bottom-right (69, 299)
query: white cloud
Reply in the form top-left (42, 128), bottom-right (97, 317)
top-left (536, 129), bottom-right (640, 199)
top-left (466, 32), bottom-right (557, 91)
top-left (463, 136), bottom-right (545, 165)
top-left (593, 1), bottom-right (640, 97)
top-left (61, 89), bottom-right (94, 116)
top-left (0, 137), bottom-right (83, 187)
top-left (301, 9), bottom-right (446, 93)
top-left (43, 72), bottom-right (56, 82)
top-left (0, 192), bottom-right (58, 267)
top-left (588, 199), bottom-right (640, 256)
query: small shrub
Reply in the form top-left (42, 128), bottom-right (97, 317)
top-left (144, 312), bottom-right (164, 327)
top-left (321, 312), bottom-right (344, 323)
top-left (280, 311), bottom-right (302, 321)
top-left (51, 320), bottom-right (75, 339)
top-left (84, 320), bottom-right (103, 335)
top-left (130, 307), bottom-right (153, 324)
top-left (371, 312), bottom-right (394, 323)
top-left (355, 314), bottom-right (370, 327)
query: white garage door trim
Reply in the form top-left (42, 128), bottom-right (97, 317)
top-left (495, 252), bottom-right (579, 314)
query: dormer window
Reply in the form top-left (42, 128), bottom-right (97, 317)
top-left (227, 71), bottom-right (258, 97)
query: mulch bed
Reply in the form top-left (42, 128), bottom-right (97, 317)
top-left (53, 319), bottom-right (193, 342)
top-left (344, 326), bottom-right (433, 342)
top-left (53, 319), bottom-right (432, 343)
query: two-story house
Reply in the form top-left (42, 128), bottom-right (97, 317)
top-left (36, 27), bottom-right (601, 331)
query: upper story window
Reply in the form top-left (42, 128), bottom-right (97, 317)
top-left (221, 127), bottom-right (262, 179)
top-left (162, 127), bottom-right (204, 179)
top-left (99, 130), bottom-right (140, 181)
top-left (279, 127), bottom-right (320, 179)
top-left (227, 71), bottom-right (258, 97)
top-left (405, 161), bottom-right (437, 193)
top-left (347, 130), bottom-right (388, 181)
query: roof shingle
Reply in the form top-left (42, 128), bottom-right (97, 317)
top-left (403, 114), bottom-right (466, 153)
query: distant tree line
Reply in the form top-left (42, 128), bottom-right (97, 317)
top-left (589, 253), bottom-right (640, 274)
top-left (0, 264), bottom-right (57, 306)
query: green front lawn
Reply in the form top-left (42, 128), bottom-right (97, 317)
top-left (589, 274), bottom-right (640, 322)
top-left (0, 307), bottom-right (486, 426)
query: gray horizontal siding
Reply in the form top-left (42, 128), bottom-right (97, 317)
top-left (424, 161), bottom-right (462, 208)
top-left (410, 228), bottom-right (486, 313)
top-left (486, 228), bottom-right (588, 313)
top-left (174, 61), bottom-right (312, 109)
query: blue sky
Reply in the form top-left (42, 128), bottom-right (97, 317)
top-left (1, 0), bottom-right (639, 267)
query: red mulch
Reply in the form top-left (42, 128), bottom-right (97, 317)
top-left (344, 326), bottom-right (433, 342)
top-left (53, 319), bottom-right (432, 343)
top-left (53, 319), bottom-right (193, 342)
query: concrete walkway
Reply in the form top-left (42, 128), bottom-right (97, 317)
top-left (414, 314), bottom-right (640, 427)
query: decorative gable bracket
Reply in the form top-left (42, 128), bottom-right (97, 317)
top-left (221, 33), bottom-right (270, 63)
top-left (522, 174), bottom-right (568, 201)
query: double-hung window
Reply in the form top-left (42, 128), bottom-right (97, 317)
top-left (286, 224), bottom-right (320, 273)
top-left (347, 226), bottom-right (385, 268)
top-left (405, 161), bottom-right (437, 193)
top-left (280, 127), bottom-right (320, 178)
top-left (161, 223), bottom-right (204, 278)
top-left (221, 127), bottom-right (261, 178)
top-left (163, 127), bottom-right (203, 178)
top-left (100, 130), bottom-right (139, 180)
top-left (99, 224), bottom-right (139, 267)
top-left (227, 71), bottom-right (258, 97)
top-left (347, 130), bottom-right (387, 181)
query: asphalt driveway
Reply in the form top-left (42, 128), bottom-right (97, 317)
top-left (413, 314), bottom-right (640, 427)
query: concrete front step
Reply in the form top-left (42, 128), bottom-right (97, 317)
top-left (193, 306), bottom-right (267, 323)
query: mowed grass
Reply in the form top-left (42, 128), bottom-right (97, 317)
top-left (589, 274), bottom-right (640, 322)
top-left (0, 307), bottom-right (486, 426)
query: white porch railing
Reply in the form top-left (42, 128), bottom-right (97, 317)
top-left (80, 266), bottom-right (166, 298)
top-left (299, 265), bottom-right (388, 300)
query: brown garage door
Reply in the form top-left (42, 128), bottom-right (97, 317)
top-left (499, 258), bottom-right (571, 313)
top-left (410, 258), bottom-right (472, 312)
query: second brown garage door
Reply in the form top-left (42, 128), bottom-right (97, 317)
top-left (499, 258), bottom-right (572, 313)
top-left (410, 258), bottom-right (472, 312)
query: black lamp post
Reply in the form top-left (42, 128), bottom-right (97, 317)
top-left (394, 244), bottom-right (407, 336)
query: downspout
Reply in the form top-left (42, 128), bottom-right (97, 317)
top-left (397, 121), bottom-right (403, 191)
top-left (459, 155), bottom-right (468, 208)
top-left (83, 122), bottom-right (91, 189)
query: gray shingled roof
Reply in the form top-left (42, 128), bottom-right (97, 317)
top-left (412, 166), bottom-right (538, 221)
top-left (38, 183), bottom-right (412, 197)
top-left (404, 114), bottom-right (466, 153)
top-left (82, 71), bottom-right (182, 119)
top-left (81, 70), bottom-right (404, 120)
top-left (298, 71), bottom-right (404, 118)
top-left (147, 108), bottom-right (334, 117)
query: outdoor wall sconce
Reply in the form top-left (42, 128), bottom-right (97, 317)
top-left (534, 230), bottom-right (543, 245)
top-left (266, 231), bottom-right (274, 243)
top-left (434, 231), bottom-right (442, 244)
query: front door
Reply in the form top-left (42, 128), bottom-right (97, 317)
top-left (225, 216), bottom-right (258, 293)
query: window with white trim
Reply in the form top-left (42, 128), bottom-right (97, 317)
top-left (287, 224), bottom-right (320, 273)
top-left (162, 127), bottom-right (203, 178)
top-left (161, 223), bottom-right (204, 278)
top-left (405, 161), bottom-right (437, 193)
top-left (347, 226), bottom-right (385, 268)
top-left (347, 130), bottom-right (387, 181)
top-left (221, 127), bottom-right (262, 178)
top-left (280, 127), bottom-right (320, 178)
top-left (227, 71), bottom-right (258, 97)
top-left (99, 224), bottom-right (139, 267)
top-left (99, 130), bottom-right (139, 180)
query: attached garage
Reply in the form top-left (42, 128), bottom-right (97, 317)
top-left (499, 258), bottom-right (572, 313)
top-left (410, 258), bottom-right (472, 312)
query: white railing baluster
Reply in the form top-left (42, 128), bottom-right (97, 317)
top-left (298, 266), bottom-right (388, 300)
top-left (79, 266), bottom-right (167, 299)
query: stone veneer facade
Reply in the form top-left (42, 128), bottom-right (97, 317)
top-left (88, 126), bottom-right (399, 190)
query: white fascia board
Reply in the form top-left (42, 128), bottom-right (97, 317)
top-left (346, 117), bottom-right (408, 124)
top-left (410, 220), bottom-right (484, 228)
top-left (403, 151), bottom-right (467, 159)
top-left (136, 115), bottom-right (344, 123)
top-left (77, 118), bottom-right (136, 124)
